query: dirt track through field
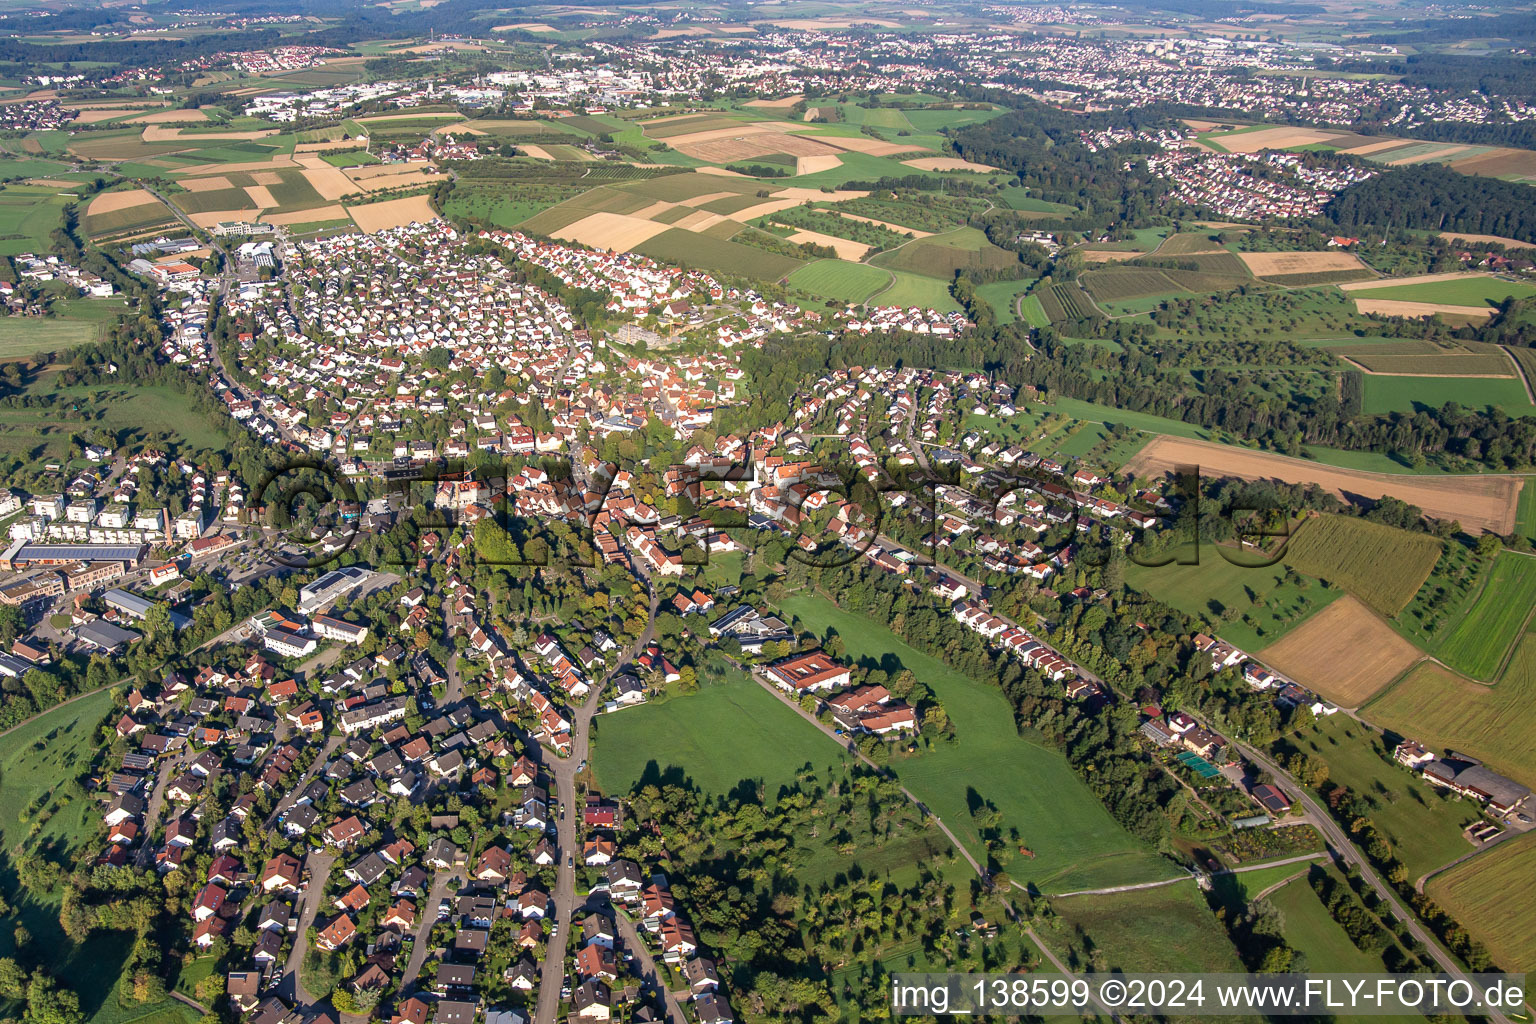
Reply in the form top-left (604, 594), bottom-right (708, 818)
top-left (1125, 435), bottom-right (1522, 534)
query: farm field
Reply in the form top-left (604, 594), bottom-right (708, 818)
top-left (1342, 274), bottom-right (1536, 307)
top-left (1257, 596), bottom-right (1423, 707)
top-left (777, 594), bottom-right (1180, 893)
top-left (1426, 834), bottom-right (1536, 975)
top-left (1124, 540), bottom-right (1343, 652)
top-left (1361, 374), bottom-right (1536, 416)
top-left (0, 315), bottom-right (103, 356)
top-left (1237, 250), bottom-right (1368, 276)
top-left (1284, 714), bottom-right (1481, 879)
top-left (1367, 640), bottom-right (1536, 792)
top-left (591, 662), bottom-right (853, 798)
top-left (1431, 552), bottom-right (1536, 680)
top-left (1123, 435), bottom-right (1523, 535)
top-left (1046, 884), bottom-right (1244, 973)
top-left (870, 269), bottom-right (962, 311)
top-left (1280, 514), bottom-right (1442, 616)
top-left (973, 278), bottom-right (1038, 325)
top-left (0, 183), bottom-right (71, 255)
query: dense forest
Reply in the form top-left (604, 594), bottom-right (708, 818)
top-left (1327, 163), bottom-right (1536, 244)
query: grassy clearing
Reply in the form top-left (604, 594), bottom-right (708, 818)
top-left (778, 594), bottom-right (1178, 893)
top-left (1046, 884), bottom-right (1244, 972)
top-left (1427, 833), bottom-right (1536, 974)
top-left (1367, 636), bottom-right (1536, 792)
top-left (1434, 552), bottom-right (1536, 679)
top-left (1267, 869), bottom-right (1396, 972)
top-left (1280, 515), bottom-right (1442, 617)
top-left (591, 660), bottom-right (851, 798)
top-left (0, 316), bottom-right (101, 357)
top-left (0, 383), bottom-right (228, 465)
top-left (1283, 715), bottom-right (1481, 879)
top-left (1125, 539), bottom-right (1343, 651)
top-left (972, 278), bottom-right (1037, 325)
top-left (0, 689), bottom-right (186, 1024)
top-left (0, 185), bottom-right (70, 254)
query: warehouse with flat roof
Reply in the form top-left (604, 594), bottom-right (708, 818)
top-left (0, 540), bottom-right (147, 571)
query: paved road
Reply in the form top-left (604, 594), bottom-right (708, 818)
top-left (534, 590), bottom-right (661, 1024)
top-left (264, 734), bottom-right (342, 830)
top-left (1233, 739), bottom-right (1512, 1024)
top-left (276, 850), bottom-right (335, 1005)
top-left (400, 865), bottom-right (464, 992)
top-left (613, 907), bottom-right (688, 1024)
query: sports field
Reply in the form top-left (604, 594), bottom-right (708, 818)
top-left (1427, 834), bottom-right (1536, 974)
top-left (1433, 552), bottom-right (1536, 680)
top-left (788, 259), bottom-right (889, 302)
top-left (1367, 637), bottom-right (1536, 793)
top-left (1280, 514), bottom-right (1441, 616)
top-left (777, 595), bottom-right (1179, 893)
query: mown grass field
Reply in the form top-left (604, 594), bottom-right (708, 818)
top-left (1267, 870), bottom-right (1396, 972)
top-left (0, 185), bottom-right (71, 255)
top-left (1426, 833), bottom-right (1536, 974)
top-left (787, 258), bottom-right (890, 302)
top-left (0, 317), bottom-right (101, 357)
top-left (1433, 552), bottom-right (1536, 679)
top-left (1125, 539), bottom-right (1343, 652)
top-left (1047, 884), bottom-right (1244, 972)
top-left (591, 660), bottom-right (852, 798)
top-left (871, 269), bottom-right (961, 311)
top-left (777, 594), bottom-right (1179, 893)
top-left (1281, 514), bottom-right (1442, 617)
top-left (972, 278), bottom-right (1038, 325)
top-left (1347, 276), bottom-right (1536, 307)
top-left (1366, 633), bottom-right (1536, 791)
top-left (1360, 374), bottom-right (1536, 417)
top-left (1283, 714), bottom-right (1481, 878)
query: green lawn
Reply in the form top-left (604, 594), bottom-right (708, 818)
top-left (1433, 551), bottom-right (1536, 679)
top-left (973, 278), bottom-right (1038, 325)
top-left (1282, 715), bottom-right (1480, 879)
top-left (777, 594), bottom-right (1180, 893)
top-left (787, 258), bottom-right (890, 302)
top-left (1267, 870), bottom-right (1395, 972)
top-left (0, 382), bottom-right (230, 465)
top-left (591, 660), bottom-right (853, 798)
top-left (1125, 539), bottom-right (1344, 651)
top-left (1346, 276), bottom-right (1536, 307)
top-left (319, 149), bottom-right (380, 168)
top-left (1361, 374), bottom-right (1536, 416)
top-left (1047, 883), bottom-right (1245, 972)
top-left (869, 268), bottom-right (961, 311)
top-left (0, 317), bottom-right (101, 357)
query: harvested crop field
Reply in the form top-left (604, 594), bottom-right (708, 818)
top-left (1258, 596), bottom-right (1421, 705)
top-left (1339, 138), bottom-right (1412, 156)
top-left (1353, 298), bottom-right (1494, 320)
top-left (1338, 271), bottom-right (1484, 292)
top-left (126, 108), bottom-right (207, 123)
top-left (244, 184), bottom-right (277, 208)
top-left (187, 208), bottom-right (258, 228)
top-left (814, 134), bottom-right (928, 156)
top-left (744, 95), bottom-right (804, 109)
top-left (296, 155), bottom-right (361, 201)
top-left (87, 188), bottom-right (161, 214)
top-left (1124, 435), bottom-right (1521, 534)
top-left (1208, 127), bottom-right (1339, 153)
top-left (267, 205), bottom-right (346, 225)
top-left (1427, 835), bottom-right (1536, 975)
top-left (346, 194), bottom-right (439, 232)
top-left (1238, 251), bottom-right (1367, 276)
top-left (1446, 148), bottom-right (1536, 180)
top-left (180, 175), bottom-right (234, 192)
top-left (786, 228), bottom-right (869, 260)
top-left (553, 211), bottom-right (672, 251)
top-left (901, 157), bottom-right (997, 172)
top-left (1437, 231), bottom-right (1536, 250)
